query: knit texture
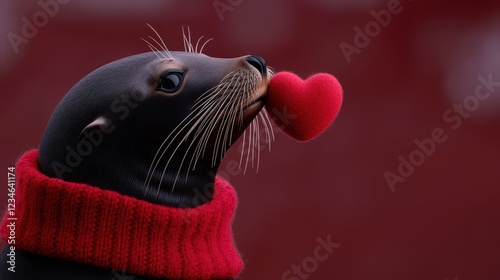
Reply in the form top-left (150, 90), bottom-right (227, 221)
top-left (0, 150), bottom-right (243, 279)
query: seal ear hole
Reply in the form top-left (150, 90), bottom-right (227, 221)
top-left (157, 70), bottom-right (185, 94)
top-left (78, 117), bottom-right (112, 143)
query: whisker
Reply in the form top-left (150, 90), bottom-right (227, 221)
top-left (259, 110), bottom-right (275, 151)
top-left (182, 26), bottom-right (194, 53)
top-left (187, 27), bottom-right (193, 52)
top-left (141, 38), bottom-right (167, 61)
top-left (188, 100), bottom-right (223, 173)
top-left (147, 36), bottom-right (171, 57)
top-left (217, 94), bottom-right (241, 164)
top-left (206, 95), bottom-right (234, 166)
top-left (239, 130), bottom-right (247, 169)
top-left (243, 120), bottom-right (253, 174)
top-left (252, 119), bottom-right (257, 169)
top-left (267, 66), bottom-right (276, 76)
top-left (255, 116), bottom-right (261, 172)
top-left (199, 38), bottom-right (214, 54)
top-left (211, 77), bottom-right (245, 165)
top-left (214, 96), bottom-right (236, 162)
top-left (195, 36), bottom-right (204, 53)
top-left (188, 97), bottom-right (225, 162)
top-left (182, 26), bottom-right (189, 52)
top-left (146, 23), bottom-right (174, 60)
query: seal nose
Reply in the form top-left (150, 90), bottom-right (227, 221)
top-left (246, 55), bottom-right (267, 78)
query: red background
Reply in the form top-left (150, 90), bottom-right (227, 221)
top-left (1, 0), bottom-right (500, 279)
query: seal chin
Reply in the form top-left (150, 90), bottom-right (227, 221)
top-left (243, 99), bottom-right (265, 120)
top-left (243, 82), bottom-right (268, 119)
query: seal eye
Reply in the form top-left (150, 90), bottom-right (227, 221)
top-left (158, 71), bottom-right (184, 93)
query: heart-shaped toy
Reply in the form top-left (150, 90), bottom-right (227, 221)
top-left (265, 72), bottom-right (343, 141)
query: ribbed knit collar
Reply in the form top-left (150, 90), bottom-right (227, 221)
top-left (0, 150), bottom-right (242, 279)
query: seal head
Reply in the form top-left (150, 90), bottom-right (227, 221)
top-left (38, 51), bottom-right (273, 208)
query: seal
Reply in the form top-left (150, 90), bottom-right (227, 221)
top-left (1, 32), bottom-right (275, 280)
top-left (38, 49), bottom-right (273, 208)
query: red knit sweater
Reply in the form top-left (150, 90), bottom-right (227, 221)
top-left (0, 150), bottom-right (243, 279)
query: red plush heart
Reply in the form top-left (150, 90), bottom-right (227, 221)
top-left (266, 72), bottom-right (343, 141)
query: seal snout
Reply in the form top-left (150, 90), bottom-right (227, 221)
top-left (246, 55), bottom-right (267, 78)
top-left (242, 55), bottom-right (270, 108)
